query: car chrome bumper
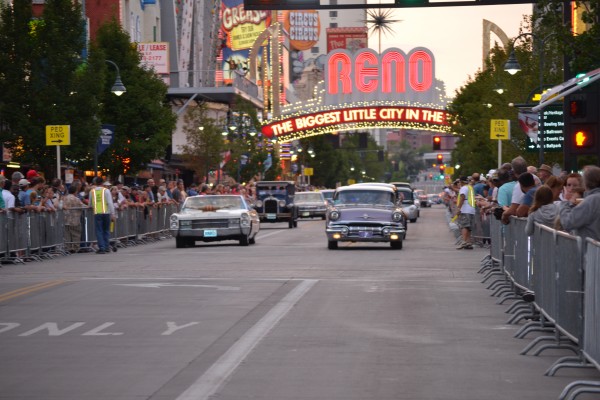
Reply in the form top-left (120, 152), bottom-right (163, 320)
top-left (326, 225), bottom-right (405, 242)
top-left (171, 226), bottom-right (251, 238)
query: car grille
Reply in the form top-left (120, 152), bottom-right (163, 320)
top-left (191, 219), bottom-right (235, 229)
top-left (264, 199), bottom-right (278, 213)
top-left (347, 222), bottom-right (386, 229)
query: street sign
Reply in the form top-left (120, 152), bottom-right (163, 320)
top-left (526, 105), bottom-right (564, 153)
top-left (490, 119), bottom-right (510, 140)
top-left (46, 125), bottom-right (71, 146)
top-left (303, 167), bottom-right (313, 176)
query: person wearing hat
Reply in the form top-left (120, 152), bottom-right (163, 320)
top-left (455, 176), bottom-right (476, 250)
top-left (26, 169), bottom-right (39, 180)
top-left (90, 176), bottom-right (116, 254)
top-left (537, 164), bottom-right (553, 183)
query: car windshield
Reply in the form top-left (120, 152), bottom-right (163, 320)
top-left (183, 195), bottom-right (244, 211)
top-left (397, 189), bottom-right (414, 202)
top-left (295, 193), bottom-right (323, 202)
top-left (321, 191), bottom-right (334, 200)
top-left (335, 189), bottom-right (394, 206)
top-left (256, 184), bottom-right (290, 200)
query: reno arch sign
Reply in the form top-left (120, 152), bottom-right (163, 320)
top-left (325, 47), bottom-right (434, 102)
top-left (261, 46), bottom-right (451, 142)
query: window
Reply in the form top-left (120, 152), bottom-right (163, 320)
top-left (329, 11), bottom-right (337, 17)
top-left (311, 47), bottom-right (320, 54)
top-left (329, 23), bottom-right (338, 28)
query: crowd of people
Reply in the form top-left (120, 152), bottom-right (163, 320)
top-left (442, 157), bottom-right (600, 250)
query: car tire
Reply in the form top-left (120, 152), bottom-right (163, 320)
top-left (293, 219), bottom-right (298, 228)
top-left (410, 218), bottom-right (417, 223)
top-left (249, 236), bottom-right (256, 245)
top-left (391, 241), bottom-right (403, 250)
top-left (288, 219), bottom-right (294, 229)
top-left (239, 235), bottom-right (249, 246)
top-left (175, 237), bottom-right (186, 248)
top-left (328, 240), bottom-right (338, 250)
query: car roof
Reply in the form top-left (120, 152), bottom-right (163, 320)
top-left (256, 181), bottom-right (294, 185)
top-left (390, 182), bottom-right (413, 189)
top-left (337, 184), bottom-right (395, 193)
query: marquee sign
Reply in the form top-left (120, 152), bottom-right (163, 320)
top-left (261, 47), bottom-right (451, 142)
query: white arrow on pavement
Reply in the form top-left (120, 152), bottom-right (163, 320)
top-left (116, 283), bottom-right (240, 291)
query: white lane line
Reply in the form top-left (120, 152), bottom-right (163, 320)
top-left (175, 279), bottom-right (318, 400)
top-left (255, 230), bottom-right (282, 240)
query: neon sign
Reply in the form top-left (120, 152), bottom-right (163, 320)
top-left (262, 106), bottom-right (450, 142)
top-left (326, 48), bottom-right (434, 96)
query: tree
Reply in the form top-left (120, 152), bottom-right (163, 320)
top-left (94, 20), bottom-right (176, 176)
top-left (0, 0), bottom-right (102, 176)
top-left (180, 104), bottom-right (227, 183)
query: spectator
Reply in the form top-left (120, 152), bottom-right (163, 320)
top-left (157, 186), bottom-right (171, 203)
top-left (472, 172), bottom-right (485, 197)
top-left (63, 185), bottom-right (86, 253)
top-left (525, 185), bottom-right (558, 236)
top-left (515, 172), bottom-right (540, 217)
top-left (26, 169), bottom-right (39, 181)
top-left (90, 176), bottom-right (116, 254)
top-left (11, 171), bottom-right (24, 187)
top-left (560, 173), bottom-right (583, 202)
top-left (143, 184), bottom-right (156, 204)
top-left (557, 165), bottom-right (600, 241)
top-left (501, 156), bottom-right (528, 223)
top-left (537, 164), bottom-right (553, 183)
top-left (455, 176), bottom-right (476, 250)
top-left (9, 184), bottom-right (25, 214)
top-left (496, 167), bottom-right (516, 208)
top-left (0, 175), bottom-right (16, 213)
top-left (545, 176), bottom-right (564, 202)
top-left (187, 183), bottom-right (199, 197)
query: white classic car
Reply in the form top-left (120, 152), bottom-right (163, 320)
top-left (170, 195), bottom-right (260, 248)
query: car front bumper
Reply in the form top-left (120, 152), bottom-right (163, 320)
top-left (171, 225), bottom-right (251, 240)
top-left (326, 224), bottom-right (405, 242)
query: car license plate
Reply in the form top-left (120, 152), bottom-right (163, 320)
top-left (266, 213), bottom-right (276, 220)
top-left (302, 211), bottom-right (310, 217)
top-left (358, 231), bottom-right (372, 238)
top-left (204, 229), bottom-right (217, 237)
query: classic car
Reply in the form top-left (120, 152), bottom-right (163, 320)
top-left (320, 189), bottom-right (335, 204)
top-left (414, 189), bottom-right (430, 207)
top-left (396, 187), bottom-right (419, 223)
top-left (253, 181), bottom-right (298, 228)
top-left (170, 195), bottom-right (259, 248)
top-left (294, 191), bottom-right (328, 219)
top-left (325, 185), bottom-right (406, 250)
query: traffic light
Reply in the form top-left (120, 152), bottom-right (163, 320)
top-left (439, 164), bottom-right (445, 176)
top-left (358, 132), bottom-right (368, 149)
top-left (436, 153), bottom-right (443, 163)
top-left (433, 135), bottom-right (441, 150)
top-left (564, 82), bottom-right (599, 168)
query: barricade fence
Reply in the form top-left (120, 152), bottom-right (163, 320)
top-left (0, 204), bottom-right (178, 263)
top-left (483, 216), bottom-right (599, 399)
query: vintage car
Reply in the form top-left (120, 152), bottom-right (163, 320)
top-left (325, 185), bottom-right (406, 250)
top-left (396, 187), bottom-right (419, 223)
top-left (294, 191), bottom-right (328, 219)
top-left (169, 195), bottom-right (259, 248)
top-left (414, 189), bottom-right (430, 207)
top-left (320, 189), bottom-right (335, 204)
top-left (253, 181), bottom-right (298, 228)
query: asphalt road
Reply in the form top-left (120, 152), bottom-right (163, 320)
top-left (0, 205), bottom-right (598, 400)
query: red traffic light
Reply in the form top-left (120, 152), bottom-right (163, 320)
top-left (433, 135), bottom-right (441, 150)
top-left (436, 153), bottom-right (443, 162)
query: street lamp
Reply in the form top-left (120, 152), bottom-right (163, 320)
top-left (105, 60), bottom-right (126, 96)
top-left (503, 32), bottom-right (556, 164)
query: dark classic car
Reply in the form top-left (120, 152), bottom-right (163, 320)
top-left (169, 195), bottom-right (260, 248)
top-left (325, 185), bottom-right (406, 250)
top-left (294, 191), bottom-right (328, 219)
top-left (253, 181), bottom-right (298, 228)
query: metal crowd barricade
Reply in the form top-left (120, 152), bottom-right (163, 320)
top-left (471, 208), bottom-right (491, 247)
top-left (489, 215), bottom-right (503, 264)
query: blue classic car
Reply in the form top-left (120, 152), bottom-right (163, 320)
top-left (325, 185), bottom-right (406, 250)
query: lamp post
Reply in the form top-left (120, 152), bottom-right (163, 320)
top-left (95, 60), bottom-right (126, 176)
top-left (503, 32), bottom-right (555, 165)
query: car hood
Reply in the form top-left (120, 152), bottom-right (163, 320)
top-left (333, 206), bottom-right (398, 221)
top-left (296, 201), bottom-right (326, 206)
top-left (175, 209), bottom-right (246, 218)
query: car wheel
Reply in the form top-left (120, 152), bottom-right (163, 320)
top-left (288, 219), bottom-right (294, 229)
top-left (249, 236), bottom-right (256, 245)
top-left (391, 241), bottom-right (403, 250)
top-left (321, 215), bottom-right (326, 220)
top-left (239, 235), bottom-right (249, 246)
top-left (175, 237), bottom-right (186, 248)
top-left (410, 218), bottom-right (417, 223)
top-left (293, 219), bottom-right (298, 228)
top-left (328, 240), bottom-right (338, 250)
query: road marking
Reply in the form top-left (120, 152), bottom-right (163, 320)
top-left (255, 230), bottom-right (282, 240)
top-left (115, 283), bottom-right (239, 290)
top-left (0, 280), bottom-right (68, 303)
top-left (175, 279), bottom-right (318, 400)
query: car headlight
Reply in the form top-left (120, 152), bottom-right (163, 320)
top-left (329, 210), bottom-right (340, 221)
top-left (180, 220), bottom-right (191, 227)
top-left (392, 212), bottom-right (403, 222)
top-left (255, 200), bottom-right (263, 208)
top-left (170, 215), bottom-right (179, 229)
top-left (240, 212), bottom-right (251, 227)
top-left (279, 200), bottom-right (286, 208)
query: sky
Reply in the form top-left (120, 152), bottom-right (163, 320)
top-left (374, 3), bottom-right (533, 98)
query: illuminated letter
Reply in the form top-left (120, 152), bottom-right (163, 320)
top-left (408, 50), bottom-right (433, 92)
top-left (381, 50), bottom-right (405, 93)
top-left (327, 52), bottom-right (352, 94)
top-left (355, 50), bottom-right (378, 93)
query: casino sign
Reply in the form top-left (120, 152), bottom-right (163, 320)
top-left (261, 47), bottom-right (452, 143)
